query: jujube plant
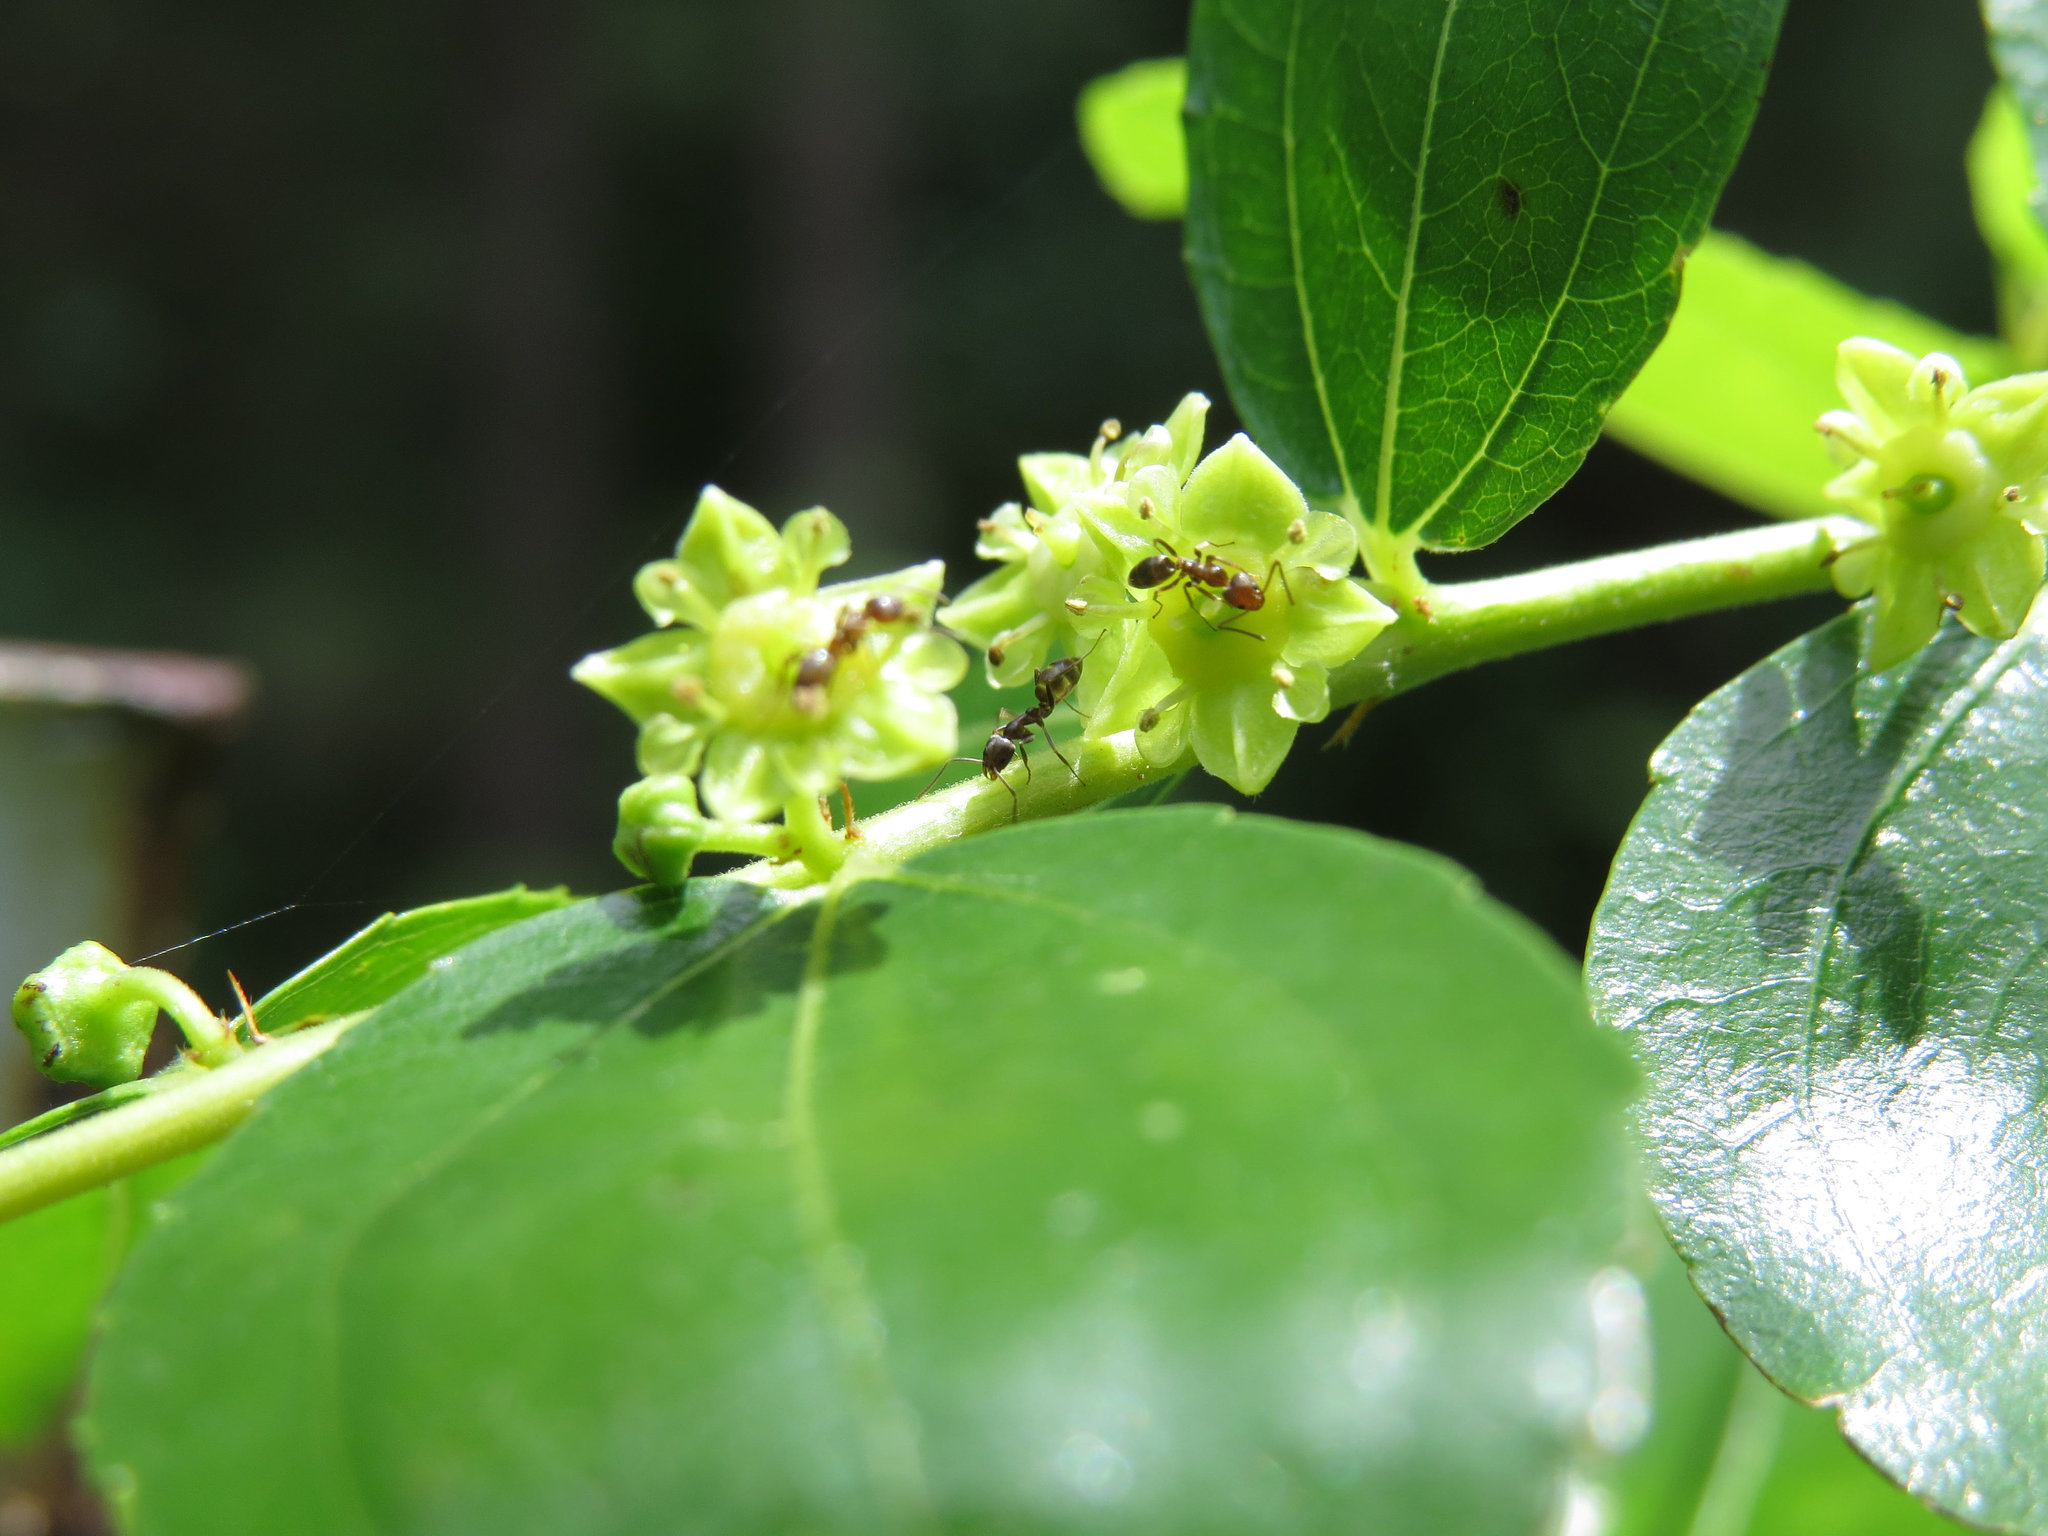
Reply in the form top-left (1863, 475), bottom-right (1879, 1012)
top-left (6, 4), bottom-right (2048, 1535)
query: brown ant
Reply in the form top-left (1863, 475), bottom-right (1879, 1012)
top-left (791, 593), bottom-right (915, 714)
top-left (1126, 538), bottom-right (1294, 639)
top-left (920, 657), bottom-right (1085, 820)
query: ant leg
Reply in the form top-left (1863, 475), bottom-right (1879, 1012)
top-left (1265, 559), bottom-right (1296, 604)
top-left (1042, 728), bottom-right (1083, 784)
top-left (1012, 737), bottom-right (1033, 785)
top-left (1185, 584), bottom-right (1264, 641)
top-left (839, 782), bottom-right (861, 841)
top-left (918, 757), bottom-right (985, 798)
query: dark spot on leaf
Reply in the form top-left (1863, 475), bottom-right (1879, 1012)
top-left (42, 1046), bottom-right (60, 1066)
top-left (1496, 178), bottom-right (1522, 219)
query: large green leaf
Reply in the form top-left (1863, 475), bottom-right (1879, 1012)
top-left (1610, 1241), bottom-right (1965, 1536)
top-left (1587, 606), bottom-right (2048, 1532)
top-left (0, 888), bottom-right (572, 1451)
top-left (87, 810), bottom-right (1633, 1536)
top-left (1184, 0), bottom-right (1785, 555)
top-left (1604, 233), bottom-right (2016, 522)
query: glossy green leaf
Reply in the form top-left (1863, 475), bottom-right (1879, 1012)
top-left (252, 884), bottom-right (573, 1029)
top-left (1184, 0), bottom-right (1784, 554)
top-left (1609, 1240), bottom-right (1963, 1536)
top-left (1587, 606), bottom-right (2048, 1532)
top-left (1604, 233), bottom-right (2016, 521)
top-left (88, 810), bottom-right (1634, 1536)
top-left (1970, 87), bottom-right (2048, 368)
top-left (1078, 59), bottom-right (1189, 221)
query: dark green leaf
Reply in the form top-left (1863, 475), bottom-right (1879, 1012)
top-left (251, 884), bottom-right (573, 1029)
top-left (1970, 86), bottom-right (2048, 368)
top-left (1588, 608), bottom-right (2048, 1532)
top-left (1184, 0), bottom-right (1785, 553)
top-left (89, 810), bottom-right (1633, 1535)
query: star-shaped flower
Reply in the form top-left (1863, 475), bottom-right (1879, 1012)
top-left (1818, 339), bottom-right (2048, 670)
top-left (1083, 433), bottom-right (1395, 794)
top-left (575, 486), bottom-right (964, 879)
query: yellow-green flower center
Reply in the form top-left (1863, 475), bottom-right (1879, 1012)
top-left (1147, 587), bottom-right (1292, 690)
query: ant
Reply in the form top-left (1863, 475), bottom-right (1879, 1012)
top-left (1126, 538), bottom-right (1294, 639)
top-left (921, 657), bottom-right (1085, 820)
top-left (790, 593), bottom-right (915, 715)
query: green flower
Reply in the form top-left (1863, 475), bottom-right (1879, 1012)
top-left (1085, 433), bottom-right (1395, 794)
top-left (1818, 339), bottom-right (2048, 670)
top-left (575, 486), bottom-right (966, 879)
top-left (942, 393), bottom-right (1209, 689)
top-left (13, 941), bottom-right (239, 1088)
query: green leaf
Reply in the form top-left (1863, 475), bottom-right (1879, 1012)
top-left (250, 884), bottom-right (573, 1029)
top-left (1587, 606), bottom-right (2048, 1532)
top-left (0, 1156), bottom-right (202, 1450)
top-left (1608, 1240), bottom-right (1964, 1536)
top-left (0, 890), bottom-right (573, 1450)
top-left (1604, 232), bottom-right (2016, 521)
top-left (1184, 0), bottom-right (1784, 556)
top-left (1078, 59), bottom-right (1189, 221)
top-left (88, 811), bottom-right (1634, 1535)
top-left (1970, 86), bottom-right (2048, 368)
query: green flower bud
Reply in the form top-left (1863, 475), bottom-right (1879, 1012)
top-left (12, 942), bottom-right (238, 1088)
top-left (1819, 339), bottom-right (2048, 669)
top-left (614, 775), bottom-right (715, 889)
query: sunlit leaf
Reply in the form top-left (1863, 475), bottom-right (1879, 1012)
top-left (1609, 1241), bottom-right (1964, 1536)
top-left (1184, 0), bottom-right (1784, 555)
top-left (1604, 233), bottom-right (2015, 522)
top-left (1588, 605), bottom-right (2048, 1532)
top-left (1970, 86), bottom-right (2048, 368)
top-left (88, 811), bottom-right (1634, 1535)
top-left (1078, 58), bottom-right (1189, 221)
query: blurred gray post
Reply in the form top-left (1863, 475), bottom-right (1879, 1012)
top-left (0, 644), bottom-right (251, 1123)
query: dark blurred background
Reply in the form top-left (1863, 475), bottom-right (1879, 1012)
top-left (0, 0), bottom-right (1997, 991)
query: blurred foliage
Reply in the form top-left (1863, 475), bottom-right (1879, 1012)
top-left (0, 0), bottom-right (2001, 991)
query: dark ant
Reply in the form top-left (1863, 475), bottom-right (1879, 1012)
top-left (791, 593), bottom-right (914, 714)
top-left (1126, 538), bottom-right (1294, 639)
top-left (920, 657), bottom-right (1085, 820)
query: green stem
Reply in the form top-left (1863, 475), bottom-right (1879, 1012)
top-left (781, 790), bottom-right (850, 878)
top-left (0, 515), bottom-right (1860, 1219)
top-left (0, 1019), bottom-right (356, 1225)
top-left (123, 967), bottom-right (241, 1068)
top-left (745, 515), bottom-right (1858, 882)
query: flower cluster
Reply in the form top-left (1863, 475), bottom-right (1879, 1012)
top-left (574, 487), bottom-right (965, 882)
top-left (944, 397), bottom-right (1395, 794)
top-left (1819, 339), bottom-right (2048, 669)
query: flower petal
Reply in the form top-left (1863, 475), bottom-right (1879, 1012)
top-left (1836, 339), bottom-right (1919, 437)
top-left (674, 485), bottom-right (788, 606)
top-left (1289, 511), bottom-right (1358, 579)
top-left (1280, 577), bottom-right (1396, 669)
top-left (1828, 538), bottom-right (1881, 599)
top-left (699, 731), bottom-right (783, 821)
top-left (886, 631), bottom-right (969, 693)
top-left (780, 507), bottom-right (852, 594)
top-left (1866, 551), bottom-right (1947, 672)
top-left (572, 630), bottom-right (712, 724)
top-left (1271, 663), bottom-right (1330, 723)
top-left (1019, 452), bottom-right (1094, 512)
top-left (1164, 391), bottom-right (1210, 483)
top-left (1179, 433), bottom-right (1309, 554)
top-left (1190, 682), bottom-right (1298, 794)
top-left (1946, 515), bottom-right (2045, 639)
